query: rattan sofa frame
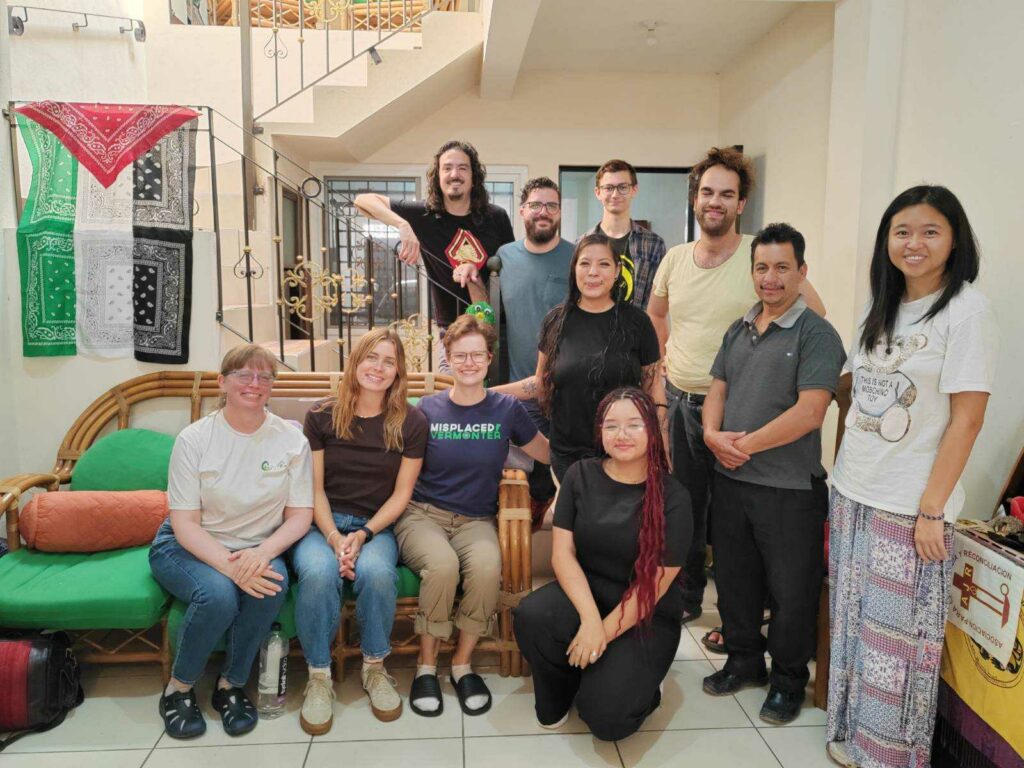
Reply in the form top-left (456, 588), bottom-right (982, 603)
top-left (0, 370), bottom-right (533, 680)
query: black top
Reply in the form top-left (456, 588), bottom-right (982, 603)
top-left (391, 199), bottom-right (515, 327)
top-left (553, 458), bottom-right (692, 620)
top-left (542, 302), bottom-right (660, 465)
top-left (597, 224), bottom-right (633, 304)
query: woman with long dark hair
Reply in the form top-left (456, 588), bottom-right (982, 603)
top-left (826, 186), bottom-right (997, 767)
top-left (513, 388), bottom-right (692, 741)
top-left (495, 233), bottom-right (665, 480)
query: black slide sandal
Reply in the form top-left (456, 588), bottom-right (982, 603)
top-left (453, 673), bottom-right (492, 716)
top-left (410, 673), bottom-right (444, 717)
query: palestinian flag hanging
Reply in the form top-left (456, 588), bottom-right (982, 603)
top-left (14, 103), bottom-right (199, 362)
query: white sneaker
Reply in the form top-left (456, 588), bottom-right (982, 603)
top-left (826, 741), bottom-right (858, 767)
top-left (362, 665), bottom-right (403, 722)
top-left (299, 673), bottom-right (335, 735)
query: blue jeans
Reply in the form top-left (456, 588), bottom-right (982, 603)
top-left (289, 512), bottom-right (399, 665)
top-left (149, 520), bottom-right (289, 687)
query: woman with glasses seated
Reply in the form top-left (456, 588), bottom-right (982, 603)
top-left (150, 344), bottom-right (314, 740)
top-left (513, 388), bottom-right (691, 741)
top-left (398, 314), bottom-right (549, 718)
top-left (494, 233), bottom-right (665, 481)
top-left (290, 328), bottom-right (428, 732)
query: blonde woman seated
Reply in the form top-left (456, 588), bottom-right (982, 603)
top-left (290, 328), bottom-right (428, 731)
top-left (398, 314), bottom-right (550, 717)
top-left (150, 344), bottom-right (313, 740)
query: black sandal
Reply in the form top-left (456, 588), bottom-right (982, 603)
top-left (701, 626), bottom-right (727, 654)
top-left (159, 689), bottom-right (206, 739)
top-left (453, 673), bottom-right (492, 716)
top-left (409, 673), bottom-right (444, 717)
top-left (211, 686), bottom-right (258, 736)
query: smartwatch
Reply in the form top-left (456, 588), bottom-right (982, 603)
top-left (357, 525), bottom-right (375, 543)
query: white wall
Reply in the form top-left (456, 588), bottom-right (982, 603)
top-left (362, 70), bottom-right (721, 185)
top-left (889, 0), bottom-right (1024, 516)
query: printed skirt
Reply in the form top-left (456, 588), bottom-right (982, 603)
top-left (826, 488), bottom-right (954, 768)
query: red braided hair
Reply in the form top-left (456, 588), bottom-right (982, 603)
top-left (593, 387), bottom-right (669, 632)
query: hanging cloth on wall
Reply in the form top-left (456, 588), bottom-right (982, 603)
top-left (74, 165), bottom-right (135, 357)
top-left (16, 114), bottom-right (78, 357)
top-left (14, 102), bottom-right (199, 188)
top-left (131, 121), bottom-right (198, 364)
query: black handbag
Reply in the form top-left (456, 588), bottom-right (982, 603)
top-left (0, 631), bottom-right (84, 751)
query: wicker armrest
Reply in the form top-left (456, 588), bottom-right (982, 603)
top-left (0, 472), bottom-right (63, 551)
top-left (496, 470), bottom-right (532, 676)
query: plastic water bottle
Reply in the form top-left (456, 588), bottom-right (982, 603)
top-left (257, 622), bottom-right (288, 718)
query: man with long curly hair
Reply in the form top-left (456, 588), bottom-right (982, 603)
top-left (355, 141), bottom-right (514, 372)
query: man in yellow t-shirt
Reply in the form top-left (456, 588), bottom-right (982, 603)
top-left (648, 147), bottom-right (825, 637)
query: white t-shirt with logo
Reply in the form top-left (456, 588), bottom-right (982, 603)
top-left (832, 284), bottom-right (997, 522)
top-left (167, 410), bottom-right (314, 549)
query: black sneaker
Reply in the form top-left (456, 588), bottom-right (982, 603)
top-left (159, 689), bottom-right (206, 739)
top-left (212, 686), bottom-right (259, 736)
top-left (702, 668), bottom-right (769, 696)
top-left (759, 687), bottom-right (803, 725)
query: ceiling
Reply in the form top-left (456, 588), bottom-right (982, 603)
top-left (520, 0), bottom-right (821, 74)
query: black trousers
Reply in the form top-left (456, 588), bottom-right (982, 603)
top-left (711, 473), bottom-right (827, 694)
top-left (667, 384), bottom-right (716, 612)
top-left (513, 581), bottom-right (679, 741)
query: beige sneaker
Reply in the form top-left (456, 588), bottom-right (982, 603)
top-left (362, 665), bottom-right (402, 722)
top-left (299, 673), bottom-right (335, 735)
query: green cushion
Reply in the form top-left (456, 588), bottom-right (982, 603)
top-left (166, 588), bottom-right (298, 654)
top-left (0, 546), bottom-right (170, 629)
top-left (71, 428), bottom-right (175, 491)
top-left (342, 565), bottom-right (421, 601)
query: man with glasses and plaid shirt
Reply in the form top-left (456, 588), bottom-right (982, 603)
top-left (579, 159), bottom-right (667, 309)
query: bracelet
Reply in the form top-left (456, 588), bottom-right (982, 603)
top-left (917, 509), bottom-right (945, 521)
top-left (326, 529), bottom-right (342, 544)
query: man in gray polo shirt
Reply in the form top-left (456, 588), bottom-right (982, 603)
top-left (699, 223), bottom-right (845, 725)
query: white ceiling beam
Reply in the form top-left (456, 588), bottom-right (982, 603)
top-left (479, 0), bottom-right (542, 100)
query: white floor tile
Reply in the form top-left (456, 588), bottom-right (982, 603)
top-left (674, 628), bottom-right (706, 661)
top-left (0, 750), bottom-right (150, 768)
top-left (461, 669), bottom-right (590, 737)
top-left (3, 673), bottom-right (165, 753)
top-left (465, 734), bottom-right (621, 768)
top-left (640, 660), bottom-right (752, 732)
top-left (618, 728), bottom-right (781, 767)
top-left (144, 742), bottom-right (309, 768)
top-left (311, 665), bottom-right (463, 741)
top-left (760, 725), bottom-right (834, 767)
top-left (308, 737), bottom-right (463, 767)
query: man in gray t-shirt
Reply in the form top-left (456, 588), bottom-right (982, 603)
top-left (699, 223), bottom-right (845, 726)
top-left (493, 177), bottom-right (573, 521)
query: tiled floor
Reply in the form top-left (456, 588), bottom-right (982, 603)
top-left (1, 578), bottom-right (836, 767)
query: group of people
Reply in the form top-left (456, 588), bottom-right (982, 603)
top-left (149, 141), bottom-right (996, 768)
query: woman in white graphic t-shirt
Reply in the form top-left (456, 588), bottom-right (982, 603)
top-left (825, 186), bottom-right (997, 768)
top-left (150, 344), bottom-right (314, 741)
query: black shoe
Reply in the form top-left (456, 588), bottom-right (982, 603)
top-left (680, 605), bottom-right (703, 625)
top-left (702, 668), bottom-right (768, 696)
top-left (212, 686), bottom-right (259, 736)
top-left (159, 688), bottom-right (206, 739)
top-left (759, 687), bottom-right (803, 724)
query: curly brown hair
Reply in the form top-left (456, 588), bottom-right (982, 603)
top-left (425, 140), bottom-right (490, 218)
top-left (688, 146), bottom-right (755, 203)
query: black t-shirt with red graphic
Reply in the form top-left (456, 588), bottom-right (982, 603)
top-left (391, 199), bottom-right (515, 326)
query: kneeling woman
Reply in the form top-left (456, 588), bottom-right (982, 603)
top-left (514, 388), bottom-right (692, 741)
top-left (150, 344), bottom-right (314, 739)
top-left (291, 328), bottom-right (428, 731)
top-left (398, 314), bottom-right (549, 717)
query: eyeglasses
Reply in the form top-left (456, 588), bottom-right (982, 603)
top-left (524, 201), bottom-right (561, 214)
top-left (601, 422), bottom-right (646, 436)
top-left (597, 183), bottom-right (634, 196)
top-left (450, 351), bottom-right (490, 364)
top-left (228, 370), bottom-right (276, 385)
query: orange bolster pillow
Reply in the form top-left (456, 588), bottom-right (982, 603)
top-left (20, 491), bottom-right (168, 552)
